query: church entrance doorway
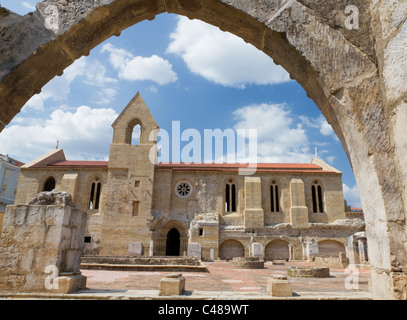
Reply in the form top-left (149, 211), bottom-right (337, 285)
top-left (166, 228), bottom-right (181, 256)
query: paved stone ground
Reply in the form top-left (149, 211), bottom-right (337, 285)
top-left (81, 260), bottom-right (370, 295)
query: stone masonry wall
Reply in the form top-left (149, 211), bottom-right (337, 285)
top-left (0, 192), bottom-right (87, 292)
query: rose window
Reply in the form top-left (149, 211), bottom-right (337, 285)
top-left (176, 182), bottom-right (192, 198)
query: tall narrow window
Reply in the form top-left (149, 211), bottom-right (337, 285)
top-left (231, 184), bottom-right (236, 212)
top-left (317, 185), bottom-right (324, 213)
top-left (132, 201), bottom-right (140, 216)
top-left (43, 177), bottom-right (56, 192)
top-left (270, 182), bottom-right (280, 212)
top-left (225, 181), bottom-right (236, 213)
top-left (89, 179), bottom-right (102, 210)
top-left (225, 184), bottom-right (230, 212)
top-left (312, 181), bottom-right (324, 213)
top-left (132, 124), bottom-right (141, 145)
top-left (312, 185), bottom-right (317, 213)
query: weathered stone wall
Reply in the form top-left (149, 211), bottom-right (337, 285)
top-left (15, 168), bottom-right (108, 210)
top-left (0, 192), bottom-right (87, 293)
top-left (1, 0), bottom-right (406, 299)
top-left (98, 93), bottom-right (159, 256)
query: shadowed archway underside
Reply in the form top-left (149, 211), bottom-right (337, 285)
top-left (0, 0), bottom-right (406, 299)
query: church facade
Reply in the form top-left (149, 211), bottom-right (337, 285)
top-left (14, 93), bottom-right (365, 261)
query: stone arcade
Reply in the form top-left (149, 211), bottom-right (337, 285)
top-left (14, 93), bottom-right (365, 267)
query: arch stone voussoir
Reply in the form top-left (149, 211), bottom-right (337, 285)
top-left (0, 0), bottom-right (406, 299)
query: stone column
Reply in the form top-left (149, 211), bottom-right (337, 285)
top-left (149, 239), bottom-right (154, 256)
top-left (243, 177), bottom-right (264, 229)
top-left (289, 179), bottom-right (309, 229)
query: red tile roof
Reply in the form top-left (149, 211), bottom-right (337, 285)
top-left (0, 153), bottom-right (24, 167)
top-left (47, 161), bottom-right (109, 167)
top-left (156, 162), bottom-right (329, 173)
top-left (40, 161), bottom-right (332, 173)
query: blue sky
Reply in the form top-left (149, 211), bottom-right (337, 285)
top-left (0, 0), bottom-right (361, 207)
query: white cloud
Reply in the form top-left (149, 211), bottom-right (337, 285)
top-left (22, 57), bottom-right (120, 111)
top-left (166, 16), bottom-right (290, 88)
top-left (232, 103), bottom-right (313, 163)
top-left (146, 85), bottom-right (158, 94)
top-left (83, 60), bottom-right (118, 87)
top-left (0, 106), bottom-right (117, 163)
top-left (21, 1), bottom-right (36, 10)
top-left (101, 43), bottom-right (178, 85)
top-left (22, 57), bottom-right (87, 112)
top-left (343, 183), bottom-right (362, 208)
top-left (300, 115), bottom-right (336, 137)
top-left (94, 88), bottom-right (118, 105)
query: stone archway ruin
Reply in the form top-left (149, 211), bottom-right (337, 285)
top-left (0, 0), bottom-right (406, 299)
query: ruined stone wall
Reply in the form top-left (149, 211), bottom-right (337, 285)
top-left (152, 169), bottom-right (345, 228)
top-left (14, 168), bottom-right (108, 211)
top-left (0, 192), bottom-right (87, 293)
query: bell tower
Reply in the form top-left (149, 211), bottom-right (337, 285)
top-left (99, 92), bottom-right (159, 256)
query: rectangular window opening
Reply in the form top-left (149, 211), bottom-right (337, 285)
top-left (133, 201), bottom-right (140, 216)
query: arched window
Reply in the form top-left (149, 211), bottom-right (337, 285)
top-left (131, 124), bottom-right (141, 145)
top-left (270, 181), bottom-right (280, 212)
top-left (312, 181), bottom-right (324, 213)
top-left (89, 178), bottom-right (102, 210)
top-left (225, 181), bottom-right (236, 213)
top-left (43, 177), bottom-right (56, 192)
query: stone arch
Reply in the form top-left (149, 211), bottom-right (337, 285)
top-left (125, 117), bottom-right (143, 145)
top-left (317, 240), bottom-right (346, 258)
top-left (219, 239), bottom-right (245, 260)
top-left (0, 0), bottom-right (406, 299)
top-left (40, 175), bottom-right (56, 192)
top-left (265, 239), bottom-right (289, 261)
top-left (154, 219), bottom-right (188, 256)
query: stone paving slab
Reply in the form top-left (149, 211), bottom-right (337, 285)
top-left (0, 290), bottom-right (372, 300)
top-left (0, 261), bottom-right (372, 300)
top-left (81, 261), bottom-right (370, 294)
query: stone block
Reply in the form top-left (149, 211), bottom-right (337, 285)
top-left (54, 274), bottom-right (87, 293)
top-left (232, 257), bottom-right (264, 269)
top-left (187, 243), bottom-right (202, 259)
top-left (251, 242), bottom-right (264, 259)
top-left (128, 242), bottom-right (144, 256)
top-left (267, 275), bottom-right (292, 297)
top-left (159, 273), bottom-right (185, 296)
top-left (0, 198), bottom-right (87, 293)
top-left (290, 206), bottom-right (309, 229)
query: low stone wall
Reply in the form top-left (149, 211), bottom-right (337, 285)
top-left (81, 256), bottom-right (201, 266)
top-left (287, 266), bottom-right (330, 278)
top-left (314, 256), bottom-right (349, 269)
top-left (232, 257), bottom-right (264, 269)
